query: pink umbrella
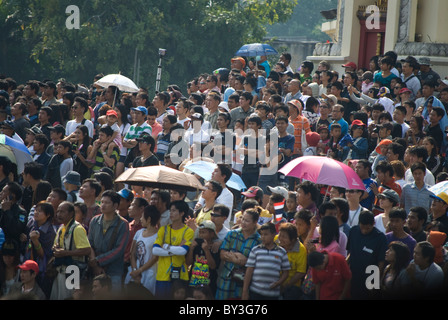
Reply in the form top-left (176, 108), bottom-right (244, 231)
top-left (279, 156), bottom-right (366, 191)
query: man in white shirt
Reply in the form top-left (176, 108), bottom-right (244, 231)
top-left (400, 56), bottom-right (421, 101)
top-left (65, 97), bottom-right (94, 139)
top-left (404, 146), bottom-right (435, 186)
top-left (195, 164), bottom-right (234, 229)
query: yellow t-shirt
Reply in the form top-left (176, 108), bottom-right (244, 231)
top-left (54, 220), bottom-right (91, 262)
top-left (195, 207), bottom-right (214, 225)
top-left (233, 208), bottom-right (272, 225)
top-left (285, 240), bottom-right (307, 287)
top-left (154, 224), bottom-right (194, 282)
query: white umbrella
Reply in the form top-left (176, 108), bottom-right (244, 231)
top-left (95, 74), bottom-right (139, 93)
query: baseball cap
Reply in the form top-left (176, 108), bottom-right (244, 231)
top-left (218, 102), bottom-right (230, 112)
top-left (231, 57), bottom-right (246, 68)
top-left (117, 188), bottom-right (134, 202)
top-left (418, 57), bottom-right (432, 66)
top-left (399, 88), bottom-right (412, 95)
top-left (25, 126), bottom-right (42, 135)
top-left (106, 110), bottom-right (118, 118)
top-left (287, 99), bottom-right (303, 111)
top-left (351, 119), bottom-right (366, 127)
top-left (48, 124), bottom-right (66, 134)
top-left (267, 186), bottom-right (289, 199)
top-left (136, 132), bottom-right (154, 144)
top-left (378, 87), bottom-right (390, 97)
top-left (305, 132), bottom-right (321, 147)
top-left (242, 186), bottom-right (263, 199)
top-left (131, 106), bottom-right (148, 115)
top-left (430, 192), bottom-right (448, 204)
top-left (322, 93), bottom-right (337, 105)
top-left (0, 121), bottom-right (15, 130)
top-left (18, 260), bottom-right (39, 274)
top-left (342, 62), bottom-right (357, 69)
top-left (377, 189), bottom-right (400, 204)
top-left (375, 138), bottom-right (393, 154)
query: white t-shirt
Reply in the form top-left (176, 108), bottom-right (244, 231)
top-left (66, 119), bottom-right (94, 138)
top-left (405, 168), bottom-right (435, 186)
top-left (374, 214), bottom-right (387, 234)
top-left (348, 205), bottom-right (363, 227)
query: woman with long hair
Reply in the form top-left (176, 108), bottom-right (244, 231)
top-left (422, 136), bottom-right (443, 177)
top-left (381, 241), bottom-right (410, 298)
top-left (72, 125), bottom-right (93, 182)
top-left (405, 115), bottom-right (425, 147)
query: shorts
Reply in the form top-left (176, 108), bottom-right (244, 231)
top-left (119, 155), bottom-right (126, 163)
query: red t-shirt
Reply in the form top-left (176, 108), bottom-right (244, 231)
top-left (311, 251), bottom-right (352, 300)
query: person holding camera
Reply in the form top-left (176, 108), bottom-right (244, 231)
top-left (185, 221), bottom-right (220, 295)
top-left (152, 200), bottom-right (194, 300)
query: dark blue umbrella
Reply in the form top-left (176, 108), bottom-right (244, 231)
top-left (235, 43), bottom-right (278, 57)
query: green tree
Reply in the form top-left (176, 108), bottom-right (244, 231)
top-left (266, 0), bottom-right (338, 42)
top-left (1, 0), bottom-right (297, 93)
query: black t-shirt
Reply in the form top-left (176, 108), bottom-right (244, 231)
top-left (132, 154), bottom-right (160, 168)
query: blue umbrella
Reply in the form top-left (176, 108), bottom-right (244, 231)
top-left (429, 181), bottom-right (448, 196)
top-left (184, 161), bottom-right (247, 191)
top-left (235, 43), bottom-right (278, 57)
top-left (0, 134), bottom-right (33, 174)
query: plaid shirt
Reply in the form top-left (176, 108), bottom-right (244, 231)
top-left (215, 229), bottom-right (261, 300)
top-left (289, 115), bottom-right (311, 155)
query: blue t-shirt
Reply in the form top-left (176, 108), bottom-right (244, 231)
top-left (386, 232), bottom-right (417, 262)
top-left (360, 177), bottom-right (377, 211)
top-left (278, 134), bottom-right (295, 168)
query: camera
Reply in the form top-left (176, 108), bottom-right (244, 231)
top-left (159, 48), bottom-right (167, 57)
top-left (195, 238), bottom-right (204, 247)
top-left (310, 239), bottom-right (320, 244)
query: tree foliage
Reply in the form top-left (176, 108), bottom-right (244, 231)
top-left (0, 0), bottom-right (297, 92)
top-left (266, 0), bottom-right (338, 42)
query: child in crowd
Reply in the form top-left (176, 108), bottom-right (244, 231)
top-left (101, 110), bottom-right (123, 155)
top-left (284, 191), bottom-right (298, 222)
top-left (242, 222), bottom-right (290, 300)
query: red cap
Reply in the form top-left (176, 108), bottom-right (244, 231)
top-left (241, 186), bottom-right (263, 198)
top-left (351, 120), bottom-right (366, 127)
top-left (18, 260), bottom-right (39, 274)
top-left (399, 88), bottom-right (412, 95)
top-left (306, 132), bottom-right (321, 147)
top-left (342, 62), bottom-right (357, 70)
top-left (231, 57), bottom-right (246, 68)
top-left (106, 110), bottom-right (118, 118)
top-left (375, 139), bottom-right (392, 155)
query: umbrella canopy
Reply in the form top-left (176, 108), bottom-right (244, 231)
top-left (184, 161), bottom-right (247, 191)
top-left (0, 134), bottom-right (33, 174)
top-left (115, 165), bottom-right (204, 192)
top-left (279, 156), bottom-right (366, 191)
top-left (95, 74), bottom-right (139, 93)
top-left (429, 181), bottom-right (448, 196)
top-left (235, 43), bottom-right (278, 57)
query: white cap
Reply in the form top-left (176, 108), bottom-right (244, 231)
top-left (267, 186), bottom-right (289, 199)
top-left (218, 101), bottom-right (230, 112)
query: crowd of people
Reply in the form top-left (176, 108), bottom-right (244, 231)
top-left (0, 50), bottom-right (447, 301)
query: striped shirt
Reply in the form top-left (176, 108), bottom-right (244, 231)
top-left (92, 147), bottom-right (120, 173)
top-left (289, 115), bottom-right (311, 155)
top-left (246, 244), bottom-right (290, 297)
top-left (215, 229), bottom-right (260, 300)
top-left (124, 122), bottom-right (152, 141)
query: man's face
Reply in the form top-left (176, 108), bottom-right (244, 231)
top-left (429, 110), bottom-right (441, 125)
top-left (440, 91), bottom-right (448, 103)
top-left (162, 116), bottom-right (171, 131)
top-left (275, 120), bottom-right (287, 133)
top-left (20, 269), bottom-right (34, 285)
top-left (331, 106), bottom-right (342, 120)
top-left (430, 198), bottom-right (448, 215)
top-left (56, 203), bottom-right (71, 225)
top-left (260, 229), bottom-right (275, 246)
top-left (401, 62), bottom-right (413, 76)
top-left (38, 110), bottom-right (48, 123)
top-left (412, 169), bottom-right (425, 184)
top-left (227, 98), bottom-right (238, 110)
top-left (101, 196), bottom-right (117, 214)
top-left (422, 85), bottom-right (433, 98)
top-left (386, 148), bottom-right (397, 162)
top-left (388, 217), bottom-right (405, 233)
top-left (355, 163), bottom-right (368, 178)
top-left (359, 223), bottom-right (374, 235)
top-left (406, 211), bottom-right (422, 231)
top-left (239, 96), bottom-right (250, 108)
top-left (412, 245), bottom-right (427, 267)
top-left (393, 109), bottom-right (404, 123)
